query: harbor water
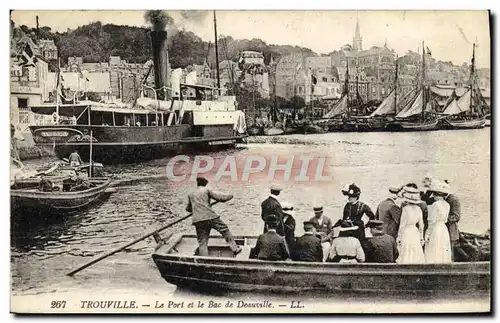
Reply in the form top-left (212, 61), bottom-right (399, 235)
top-left (11, 129), bottom-right (490, 309)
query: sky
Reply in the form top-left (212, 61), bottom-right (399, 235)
top-left (10, 10), bottom-right (491, 68)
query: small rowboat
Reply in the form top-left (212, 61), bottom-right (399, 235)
top-left (11, 177), bottom-right (112, 215)
top-left (444, 118), bottom-right (486, 130)
top-left (152, 233), bottom-right (490, 296)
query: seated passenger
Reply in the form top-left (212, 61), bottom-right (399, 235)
top-left (328, 220), bottom-right (365, 263)
top-left (64, 170), bottom-right (93, 192)
top-left (309, 205), bottom-right (333, 262)
top-left (291, 221), bottom-right (323, 262)
top-left (38, 173), bottom-right (54, 192)
top-left (250, 214), bottom-right (290, 261)
top-left (363, 220), bottom-right (399, 263)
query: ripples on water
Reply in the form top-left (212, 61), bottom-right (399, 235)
top-left (11, 129), bottom-right (490, 296)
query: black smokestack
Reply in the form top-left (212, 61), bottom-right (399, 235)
top-left (150, 30), bottom-right (168, 100)
top-left (145, 10), bottom-right (172, 100)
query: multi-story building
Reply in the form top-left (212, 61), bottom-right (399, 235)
top-left (38, 38), bottom-right (58, 61)
top-left (10, 35), bottom-right (50, 131)
top-left (275, 53), bottom-right (307, 100)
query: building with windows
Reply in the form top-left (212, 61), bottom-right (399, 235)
top-left (38, 39), bottom-right (58, 60)
top-left (10, 36), bottom-right (50, 131)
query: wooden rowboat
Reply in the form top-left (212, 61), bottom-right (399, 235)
top-left (11, 177), bottom-right (112, 215)
top-left (152, 233), bottom-right (490, 296)
top-left (443, 118), bottom-right (486, 130)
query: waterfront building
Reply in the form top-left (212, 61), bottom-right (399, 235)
top-left (10, 35), bottom-right (51, 132)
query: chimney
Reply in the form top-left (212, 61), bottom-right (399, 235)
top-left (150, 30), bottom-right (168, 100)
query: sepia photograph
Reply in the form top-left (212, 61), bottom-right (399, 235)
top-left (8, 8), bottom-right (491, 314)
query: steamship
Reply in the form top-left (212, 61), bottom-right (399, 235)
top-left (28, 19), bottom-right (247, 164)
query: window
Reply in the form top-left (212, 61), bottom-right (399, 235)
top-left (322, 77), bottom-right (327, 82)
top-left (381, 87), bottom-right (385, 95)
top-left (372, 86), bottom-right (376, 93)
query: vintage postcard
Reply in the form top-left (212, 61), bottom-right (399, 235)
top-left (9, 9), bottom-right (491, 314)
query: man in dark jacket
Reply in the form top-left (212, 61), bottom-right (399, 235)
top-left (261, 185), bottom-right (285, 236)
top-left (363, 220), bottom-right (399, 263)
top-left (444, 183), bottom-right (461, 259)
top-left (376, 186), bottom-right (402, 239)
top-left (282, 202), bottom-right (296, 249)
top-left (186, 177), bottom-right (242, 257)
top-left (291, 221), bottom-right (323, 262)
top-left (250, 214), bottom-right (290, 261)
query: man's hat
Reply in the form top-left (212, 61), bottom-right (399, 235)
top-left (270, 184), bottom-right (283, 192)
top-left (265, 214), bottom-right (280, 224)
top-left (313, 205), bottom-right (323, 213)
top-left (389, 186), bottom-right (401, 194)
top-left (367, 220), bottom-right (384, 229)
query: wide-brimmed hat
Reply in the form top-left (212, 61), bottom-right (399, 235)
top-left (428, 180), bottom-right (451, 195)
top-left (342, 183), bottom-right (361, 197)
top-left (338, 220), bottom-right (358, 232)
top-left (402, 186), bottom-right (421, 204)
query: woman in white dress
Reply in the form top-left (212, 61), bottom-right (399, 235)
top-left (424, 181), bottom-right (452, 263)
top-left (396, 185), bottom-right (425, 264)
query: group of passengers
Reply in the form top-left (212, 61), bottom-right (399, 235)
top-left (186, 175), bottom-right (461, 264)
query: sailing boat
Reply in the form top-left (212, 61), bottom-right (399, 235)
top-left (441, 43), bottom-right (487, 129)
top-left (393, 42), bottom-right (439, 131)
top-left (314, 61), bottom-right (351, 132)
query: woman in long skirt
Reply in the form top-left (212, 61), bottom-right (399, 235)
top-left (396, 185), bottom-right (425, 264)
top-left (424, 181), bottom-right (452, 263)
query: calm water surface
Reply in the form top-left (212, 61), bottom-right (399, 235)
top-left (11, 129), bottom-right (490, 300)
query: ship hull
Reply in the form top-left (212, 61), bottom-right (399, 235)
top-left (443, 118), bottom-right (486, 130)
top-left (388, 119), bottom-right (439, 132)
top-left (29, 124), bottom-right (245, 164)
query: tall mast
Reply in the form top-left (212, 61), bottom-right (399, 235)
top-left (470, 43), bottom-right (475, 114)
top-left (394, 55), bottom-right (398, 113)
top-left (421, 41), bottom-right (425, 120)
top-left (345, 59), bottom-right (350, 118)
top-left (213, 10), bottom-right (221, 94)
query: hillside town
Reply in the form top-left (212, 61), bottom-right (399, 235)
top-left (10, 15), bottom-right (491, 133)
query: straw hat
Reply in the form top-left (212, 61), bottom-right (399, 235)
top-left (389, 185), bottom-right (401, 194)
top-left (313, 205), bottom-right (323, 214)
top-left (428, 180), bottom-right (451, 195)
top-left (402, 186), bottom-right (421, 204)
top-left (270, 184), bottom-right (283, 192)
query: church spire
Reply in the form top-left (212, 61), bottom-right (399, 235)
top-left (353, 13), bottom-right (363, 51)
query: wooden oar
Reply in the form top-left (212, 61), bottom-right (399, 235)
top-left (66, 201), bottom-right (220, 277)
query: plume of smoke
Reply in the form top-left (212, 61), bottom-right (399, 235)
top-left (179, 10), bottom-right (210, 25)
top-left (145, 10), bottom-right (174, 31)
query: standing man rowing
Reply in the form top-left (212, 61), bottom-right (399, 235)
top-left (186, 177), bottom-right (242, 257)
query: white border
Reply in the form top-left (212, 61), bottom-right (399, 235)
top-left (2, 1), bottom-right (498, 322)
